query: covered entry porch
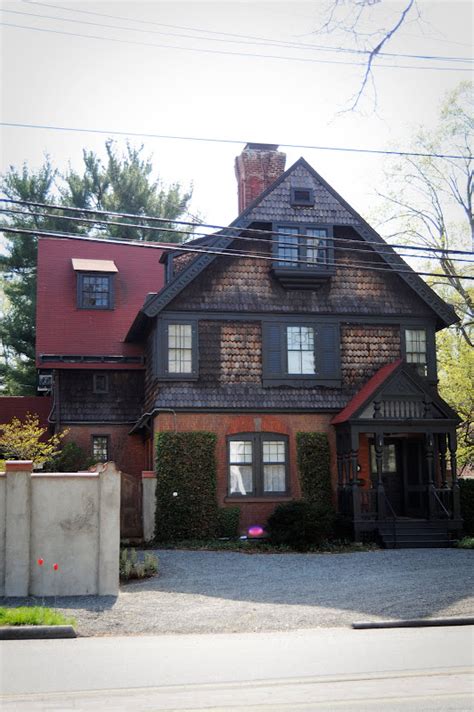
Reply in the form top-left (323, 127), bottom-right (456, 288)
top-left (332, 360), bottom-right (462, 545)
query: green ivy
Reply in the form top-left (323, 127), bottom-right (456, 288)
top-left (155, 432), bottom-right (218, 541)
top-left (296, 432), bottom-right (333, 510)
top-left (216, 507), bottom-right (240, 538)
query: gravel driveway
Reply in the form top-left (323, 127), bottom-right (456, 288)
top-left (3, 548), bottom-right (473, 636)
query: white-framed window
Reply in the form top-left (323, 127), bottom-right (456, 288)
top-left (287, 326), bottom-right (316, 374)
top-left (275, 225), bottom-right (332, 268)
top-left (405, 329), bottom-right (427, 377)
top-left (228, 433), bottom-right (289, 497)
top-left (168, 323), bottom-right (193, 373)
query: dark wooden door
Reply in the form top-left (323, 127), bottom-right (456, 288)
top-left (120, 472), bottom-right (143, 539)
top-left (370, 440), bottom-right (404, 516)
top-left (404, 440), bottom-right (427, 518)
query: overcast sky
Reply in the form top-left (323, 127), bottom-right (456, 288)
top-left (1, 0), bottom-right (472, 231)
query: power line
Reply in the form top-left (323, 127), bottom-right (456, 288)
top-left (2, 198), bottom-right (473, 258)
top-left (1, 20), bottom-right (472, 73)
top-left (20, 1), bottom-right (474, 64)
top-left (2, 205), bottom-right (473, 265)
top-left (6, 6), bottom-right (473, 65)
top-left (0, 124), bottom-right (470, 162)
top-left (1, 225), bottom-right (472, 281)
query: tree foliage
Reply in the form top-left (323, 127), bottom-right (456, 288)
top-left (437, 330), bottom-right (473, 471)
top-left (0, 141), bottom-right (195, 394)
top-left (378, 82), bottom-right (473, 345)
top-left (0, 413), bottom-right (67, 468)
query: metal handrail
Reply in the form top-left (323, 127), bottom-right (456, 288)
top-left (432, 487), bottom-right (451, 519)
top-left (382, 490), bottom-right (397, 548)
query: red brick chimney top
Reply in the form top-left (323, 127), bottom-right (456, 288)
top-left (235, 144), bottom-right (286, 214)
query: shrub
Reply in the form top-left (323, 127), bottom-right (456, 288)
top-left (47, 441), bottom-right (95, 472)
top-left (296, 432), bottom-right (333, 509)
top-left (216, 507), bottom-right (240, 538)
top-left (459, 478), bottom-right (474, 534)
top-left (119, 549), bottom-right (159, 581)
top-left (456, 536), bottom-right (474, 549)
top-left (155, 432), bottom-right (218, 541)
top-left (267, 501), bottom-right (335, 552)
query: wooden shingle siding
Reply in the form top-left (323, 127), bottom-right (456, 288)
top-left (200, 321), bottom-right (262, 385)
top-left (168, 233), bottom-right (433, 317)
top-left (242, 163), bottom-right (360, 226)
top-left (172, 251), bottom-right (198, 276)
top-left (59, 370), bottom-right (145, 422)
top-left (341, 325), bottom-right (401, 387)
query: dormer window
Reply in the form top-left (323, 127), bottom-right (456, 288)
top-left (72, 258), bottom-right (117, 310)
top-left (272, 224), bottom-right (334, 288)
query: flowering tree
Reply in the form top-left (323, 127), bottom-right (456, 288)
top-left (0, 413), bottom-right (67, 468)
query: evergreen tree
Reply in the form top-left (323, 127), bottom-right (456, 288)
top-left (0, 142), bottom-right (195, 394)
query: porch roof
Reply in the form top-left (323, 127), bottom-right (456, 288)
top-left (331, 359), bottom-right (402, 425)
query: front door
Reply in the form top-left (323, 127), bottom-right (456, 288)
top-left (370, 439), bottom-right (404, 516)
top-left (403, 439), bottom-right (427, 518)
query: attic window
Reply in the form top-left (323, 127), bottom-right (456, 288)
top-left (291, 188), bottom-right (314, 206)
top-left (73, 259), bottom-right (117, 310)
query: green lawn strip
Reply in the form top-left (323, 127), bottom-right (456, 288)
top-left (0, 606), bottom-right (76, 627)
top-left (154, 539), bottom-right (378, 554)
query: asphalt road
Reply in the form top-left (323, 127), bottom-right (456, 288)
top-left (1, 625), bottom-right (473, 711)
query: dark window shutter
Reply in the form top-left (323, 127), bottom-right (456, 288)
top-left (262, 322), bottom-right (283, 378)
top-left (316, 323), bottom-right (340, 382)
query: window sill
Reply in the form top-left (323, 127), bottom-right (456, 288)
top-left (224, 496), bottom-right (292, 503)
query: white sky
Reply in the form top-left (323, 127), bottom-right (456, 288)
top-left (0, 0), bottom-right (473, 231)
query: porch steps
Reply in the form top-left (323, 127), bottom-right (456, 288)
top-left (378, 521), bottom-right (451, 549)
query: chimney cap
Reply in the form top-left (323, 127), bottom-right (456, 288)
top-left (244, 143), bottom-right (280, 152)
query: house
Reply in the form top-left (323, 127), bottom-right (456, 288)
top-left (37, 144), bottom-right (462, 545)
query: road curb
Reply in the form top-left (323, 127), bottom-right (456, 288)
top-left (353, 617), bottom-right (474, 629)
top-left (0, 625), bottom-right (77, 640)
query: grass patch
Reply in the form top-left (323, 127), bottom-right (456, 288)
top-left (456, 536), bottom-right (474, 549)
top-left (154, 538), bottom-right (378, 554)
top-left (0, 606), bottom-right (76, 627)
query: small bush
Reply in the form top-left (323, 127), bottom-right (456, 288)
top-left (459, 478), bottom-right (474, 534)
top-left (216, 507), bottom-right (240, 538)
top-left (0, 606), bottom-right (75, 627)
top-left (267, 501), bottom-right (335, 552)
top-left (456, 536), bottom-right (474, 549)
top-left (120, 549), bottom-right (159, 581)
top-left (47, 441), bottom-right (95, 472)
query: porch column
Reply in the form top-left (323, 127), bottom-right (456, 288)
top-left (448, 430), bottom-right (461, 520)
top-left (425, 432), bottom-right (436, 520)
top-left (374, 432), bottom-right (385, 520)
top-left (350, 431), bottom-right (360, 520)
top-left (438, 433), bottom-right (448, 489)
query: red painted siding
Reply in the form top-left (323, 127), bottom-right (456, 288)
top-left (153, 412), bottom-right (337, 533)
top-left (36, 237), bottom-right (168, 369)
top-left (0, 397), bottom-right (52, 432)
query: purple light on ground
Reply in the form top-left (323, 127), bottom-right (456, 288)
top-left (248, 525), bottom-right (264, 538)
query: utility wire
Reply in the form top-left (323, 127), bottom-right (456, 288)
top-left (1, 225), bottom-right (472, 280)
top-left (2, 206), bottom-right (473, 265)
top-left (21, 1), bottom-right (474, 64)
top-left (0, 125), bottom-right (469, 161)
top-left (1, 21), bottom-right (472, 72)
top-left (2, 199), bottom-right (473, 258)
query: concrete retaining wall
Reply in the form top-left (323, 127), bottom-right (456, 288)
top-left (0, 461), bottom-right (120, 597)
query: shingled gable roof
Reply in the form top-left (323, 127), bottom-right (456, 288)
top-left (126, 157), bottom-right (458, 341)
top-left (331, 359), bottom-right (460, 425)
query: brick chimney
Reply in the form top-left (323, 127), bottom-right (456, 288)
top-left (235, 143), bottom-right (286, 213)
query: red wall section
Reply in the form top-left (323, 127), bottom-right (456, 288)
top-left (63, 425), bottom-right (146, 476)
top-left (36, 237), bottom-right (167, 367)
top-left (0, 396), bottom-right (52, 431)
top-left (153, 412), bottom-right (336, 533)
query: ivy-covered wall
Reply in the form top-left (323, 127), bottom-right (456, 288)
top-left (296, 432), bottom-right (333, 509)
top-left (155, 432), bottom-right (218, 541)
